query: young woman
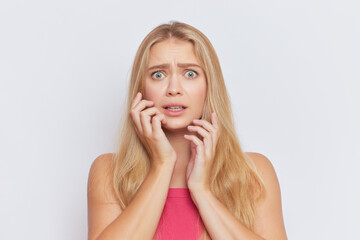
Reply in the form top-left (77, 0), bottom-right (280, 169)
top-left (87, 21), bottom-right (287, 240)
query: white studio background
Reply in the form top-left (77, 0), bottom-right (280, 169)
top-left (0, 0), bottom-right (359, 239)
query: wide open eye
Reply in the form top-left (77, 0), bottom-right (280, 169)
top-left (151, 71), bottom-right (165, 79)
top-left (185, 70), bottom-right (198, 78)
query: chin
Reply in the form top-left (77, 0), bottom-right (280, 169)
top-left (163, 123), bottom-right (186, 130)
top-left (162, 119), bottom-right (189, 131)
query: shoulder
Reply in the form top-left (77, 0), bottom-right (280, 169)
top-left (244, 152), bottom-right (288, 239)
top-left (245, 151), bottom-right (280, 200)
top-left (87, 153), bottom-right (119, 204)
top-left (89, 153), bottom-right (114, 175)
top-left (88, 153), bottom-right (114, 186)
top-left (245, 152), bottom-right (277, 179)
top-left (87, 153), bottom-right (123, 239)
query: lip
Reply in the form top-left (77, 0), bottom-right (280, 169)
top-left (163, 107), bottom-right (186, 117)
top-left (162, 103), bottom-right (187, 117)
top-left (163, 103), bottom-right (187, 108)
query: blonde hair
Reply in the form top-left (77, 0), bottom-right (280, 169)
top-left (112, 20), bottom-right (266, 240)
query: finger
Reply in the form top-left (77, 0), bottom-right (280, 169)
top-left (130, 100), bottom-right (154, 134)
top-left (151, 112), bottom-right (164, 125)
top-left (133, 99), bottom-right (154, 113)
top-left (187, 125), bottom-right (212, 156)
top-left (141, 107), bottom-right (161, 121)
top-left (210, 112), bottom-right (220, 146)
top-left (184, 134), bottom-right (204, 157)
top-left (129, 110), bottom-right (143, 135)
top-left (192, 118), bottom-right (217, 133)
top-left (187, 125), bottom-right (211, 141)
top-left (151, 113), bottom-right (165, 137)
top-left (131, 92), bottom-right (142, 109)
top-left (151, 113), bottom-right (161, 133)
top-left (140, 107), bottom-right (161, 137)
top-left (211, 112), bottom-right (219, 129)
top-left (129, 92), bottom-right (142, 132)
top-left (193, 113), bottom-right (219, 145)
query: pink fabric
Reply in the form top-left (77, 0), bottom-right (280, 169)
top-left (153, 188), bottom-right (204, 240)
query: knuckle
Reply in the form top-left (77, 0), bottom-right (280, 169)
top-left (205, 149), bottom-right (211, 155)
top-left (143, 99), bottom-right (152, 105)
top-left (140, 111), bottom-right (147, 118)
top-left (152, 133), bottom-right (161, 141)
top-left (143, 131), bottom-right (151, 138)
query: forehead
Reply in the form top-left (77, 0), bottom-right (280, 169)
top-left (148, 39), bottom-right (200, 65)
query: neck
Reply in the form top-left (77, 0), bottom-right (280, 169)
top-left (163, 127), bottom-right (191, 162)
top-left (163, 127), bottom-right (192, 188)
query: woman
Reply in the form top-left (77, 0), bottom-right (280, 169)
top-left (87, 21), bottom-right (287, 240)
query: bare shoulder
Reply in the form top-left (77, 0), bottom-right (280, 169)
top-left (245, 152), bottom-right (280, 202)
top-left (87, 153), bottom-right (119, 204)
top-left (87, 153), bottom-right (123, 239)
top-left (245, 152), bottom-right (277, 178)
top-left (244, 152), bottom-right (288, 240)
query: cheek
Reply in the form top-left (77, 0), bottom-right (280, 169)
top-left (193, 84), bottom-right (207, 103)
top-left (188, 84), bottom-right (207, 112)
top-left (144, 83), bottom-right (158, 101)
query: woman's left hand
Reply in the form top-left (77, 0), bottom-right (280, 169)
top-left (184, 112), bottom-right (219, 193)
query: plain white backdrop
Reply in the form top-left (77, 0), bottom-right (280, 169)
top-left (1, 0), bottom-right (359, 239)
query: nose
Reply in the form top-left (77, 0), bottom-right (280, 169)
top-left (166, 74), bottom-right (183, 97)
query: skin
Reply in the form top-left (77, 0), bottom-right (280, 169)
top-left (141, 38), bottom-right (212, 189)
top-left (87, 38), bottom-right (288, 240)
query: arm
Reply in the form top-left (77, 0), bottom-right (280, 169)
top-left (189, 153), bottom-right (287, 240)
top-left (87, 153), bottom-right (176, 240)
top-left (190, 191), bottom-right (265, 240)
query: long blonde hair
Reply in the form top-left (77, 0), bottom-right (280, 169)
top-left (112, 20), bottom-right (266, 240)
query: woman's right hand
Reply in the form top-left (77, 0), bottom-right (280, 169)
top-left (130, 92), bottom-right (177, 167)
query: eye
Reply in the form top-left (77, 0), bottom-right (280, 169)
top-left (151, 71), bottom-right (165, 79)
top-left (185, 70), bottom-right (198, 78)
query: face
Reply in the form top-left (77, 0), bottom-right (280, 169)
top-left (144, 38), bottom-right (207, 131)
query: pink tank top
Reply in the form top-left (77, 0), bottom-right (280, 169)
top-left (153, 188), bottom-right (204, 240)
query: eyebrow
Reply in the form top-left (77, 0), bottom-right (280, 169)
top-left (147, 63), bottom-right (202, 71)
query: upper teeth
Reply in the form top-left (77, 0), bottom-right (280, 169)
top-left (166, 106), bottom-right (184, 110)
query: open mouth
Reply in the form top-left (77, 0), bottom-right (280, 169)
top-left (164, 106), bottom-right (187, 111)
top-left (163, 105), bottom-right (187, 116)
